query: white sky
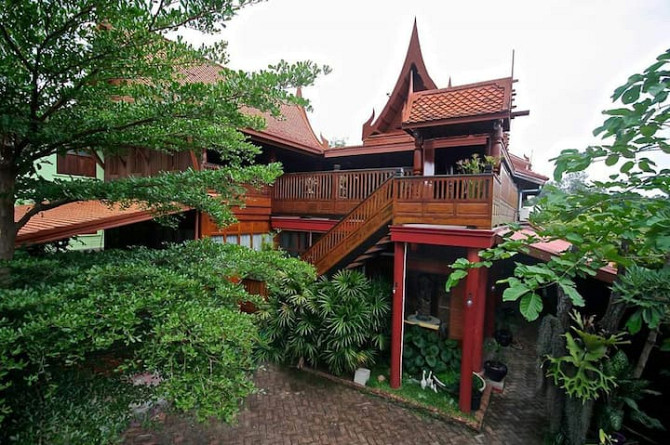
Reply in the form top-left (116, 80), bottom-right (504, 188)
top-left (202, 0), bottom-right (669, 178)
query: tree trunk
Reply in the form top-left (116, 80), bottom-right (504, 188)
top-left (599, 242), bottom-right (630, 334)
top-left (0, 166), bottom-right (18, 261)
top-left (633, 327), bottom-right (659, 379)
top-left (556, 286), bottom-right (573, 332)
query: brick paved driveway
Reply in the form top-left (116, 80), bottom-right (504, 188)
top-left (124, 332), bottom-right (545, 444)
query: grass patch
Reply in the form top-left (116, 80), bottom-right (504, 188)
top-left (366, 363), bottom-right (461, 416)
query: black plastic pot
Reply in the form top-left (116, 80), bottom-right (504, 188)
top-left (494, 329), bottom-right (513, 347)
top-left (484, 360), bottom-right (508, 382)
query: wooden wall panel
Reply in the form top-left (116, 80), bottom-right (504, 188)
top-left (105, 148), bottom-right (194, 181)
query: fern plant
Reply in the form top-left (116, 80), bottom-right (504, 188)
top-left (258, 270), bottom-right (391, 376)
top-left (545, 311), bottom-right (627, 402)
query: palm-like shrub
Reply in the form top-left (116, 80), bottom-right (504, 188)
top-left (258, 270), bottom-right (391, 376)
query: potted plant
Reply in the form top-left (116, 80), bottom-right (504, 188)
top-left (483, 339), bottom-right (508, 382)
top-left (493, 306), bottom-right (517, 346)
top-left (493, 328), bottom-right (513, 346)
top-left (471, 372), bottom-right (486, 411)
top-left (456, 153), bottom-right (498, 174)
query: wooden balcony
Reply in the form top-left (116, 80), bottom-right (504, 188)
top-left (273, 169), bottom-right (518, 229)
top-left (272, 168), bottom-right (407, 216)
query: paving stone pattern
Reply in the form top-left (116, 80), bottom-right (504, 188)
top-left (124, 330), bottom-right (546, 445)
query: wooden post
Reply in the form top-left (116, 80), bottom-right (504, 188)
top-left (490, 119), bottom-right (504, 159)
top-left (194, 211), bottom-right (201, 240)
top-left (413, 133), bottom-right (423, 176)
top-left (459, 248), bottom-right (481, 413)
top-left (390, 242), bottom-right (407, 389)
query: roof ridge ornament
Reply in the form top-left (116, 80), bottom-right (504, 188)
top-left (361, 20), bottom-right (437, 143)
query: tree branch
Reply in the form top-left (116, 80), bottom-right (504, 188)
top-left (39, 2), bottom-right (96, 51)
top-left (0, 22), bottom-right (33, 72)
top-left (16, 198), bottom-right (74, 230)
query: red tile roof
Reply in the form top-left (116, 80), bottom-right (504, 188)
top-left (177, 62), bottom-right (324, 153)
top-left (403, 78), bottom-right (513, 126)
top-left (496, 227), bottom-right (616, 283)
top-left (15, 201), bottom-right (170, 246)
top-left (177, 61), bottom-right (224, 84)
top-left (509, 153), bottom-right (549, 183)
top-left (243, 103), bottom-right (325, 153)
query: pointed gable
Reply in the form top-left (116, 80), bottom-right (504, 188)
top-left (361, 20), bottom-right (437, 144)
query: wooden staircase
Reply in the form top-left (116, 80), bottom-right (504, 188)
top-left (302, 176), bottom-right (395, 275)
top-left (346, 235), bottom-right (392, 270)
top-left (296, 172), bottom-right (513, 275)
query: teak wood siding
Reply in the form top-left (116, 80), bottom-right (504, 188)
top-left (200, 186), bottom-right (272, 237)
top-left (492, 166), bottom-right (519, 227)
top-left (57, 153), bottom-right (97, 177)
top-left (105, 148), bottom-right (194, 181)
top-left (393, 175), bottom-right (494, 228)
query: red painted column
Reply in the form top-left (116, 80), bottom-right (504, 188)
top-left (472, 264), bottom-right (488, 373)
top-left (459, 248), bottom-right (481, 413)
top-left (485, 265), bottom-right (497, 338)
top-left (390, 242), bottom-right (406, 389)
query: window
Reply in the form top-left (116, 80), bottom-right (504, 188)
top-left (209, 233), bottom-right (273, 251)
top-left (57, 151), bottom-right (96, 177)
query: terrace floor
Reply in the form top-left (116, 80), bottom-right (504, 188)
top-left (124, 327), bottom-right (546, 445)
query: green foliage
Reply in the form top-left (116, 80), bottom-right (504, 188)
top-left (258, 269), bottom-right (391, 376)
top-left (0, 0), bottom-right (329, 258)
top-left (367, 365), bottom-right (460, 415)
top-left (402, 325), bottom-right (461, 378)
top-left (455, 153), bottom-right (497, 174)
top-left (595, 350), bottom-right (665, 434)
top-left (613, 265), bottom-right (670, 334)
top-left (545, 312), bottom-right (628, 403)
top-left (446, 49), bottom-right (670, 323)
top-left (0, 240), bottom-right (308, 443)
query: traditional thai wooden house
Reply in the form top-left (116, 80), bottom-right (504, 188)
top-left (233, 22), bottom-right (549, 412)
top-left (16, 22), bottom-right (555, 413)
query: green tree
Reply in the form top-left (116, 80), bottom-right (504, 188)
top-left (446, 49), bottom-right (670, 443)
top-left (0, 0), bottom-right (327, 260)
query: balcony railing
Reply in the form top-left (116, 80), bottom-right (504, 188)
top-left (272, 169), bottom-right (519, 229)
top-left (272, 167), bottom-right (408, 216)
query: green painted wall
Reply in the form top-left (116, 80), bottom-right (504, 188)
top-left (33, 154), bottom-right (106, 251)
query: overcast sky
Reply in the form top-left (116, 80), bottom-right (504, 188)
top-left (205, 0), bottom-right (669, 178)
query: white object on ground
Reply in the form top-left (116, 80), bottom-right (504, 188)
top-left (354, 368), bottom-right (371, 386)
